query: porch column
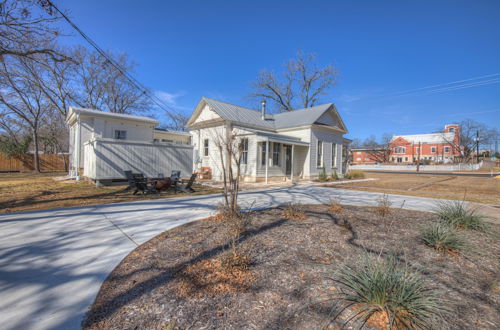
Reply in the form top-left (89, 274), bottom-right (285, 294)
top-left (265, 138), bottom-right (269, 184)
top-left (290, 144), bottom-right (294, 181)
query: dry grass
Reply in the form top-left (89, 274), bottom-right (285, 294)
top-left (374, 193), bottom-right (392, 217)
top-left (335, 172), bottom-right (500, 205)
top-left (0, 172), bottom-right (221, 213)
top-left (282, 202), bottom-right (306, 220)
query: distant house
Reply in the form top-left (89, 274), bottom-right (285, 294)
top-left (389, 124), bottom-right (460, 164)
top-left (66, 107), bottom-right (192, 184)
top-left (186, 97), bottom-right (350, 182)
top-left (351, 148), bottom-right (384, 164)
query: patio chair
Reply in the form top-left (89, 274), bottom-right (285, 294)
top-left (177, 173), bottom-right (197, 193)
top-left (170, 170), bottom-right (181, 182)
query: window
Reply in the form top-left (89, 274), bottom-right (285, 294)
top-left (272, 142), bottom-right (281, 166)
top-left (317, 141), bottom-right (323, 167)
top-left (261, 142), bottom-right (267, 166)
top-left (162, 139), bottom-right (173, 143)
top-left (405, 157), bottom-right (408, 161)
top-left (415, 147), bottom-right (420, 154)
top-left (394, 146), bottom-right (405, 154)
top-left (431, 146), bottom-right (436, 153)
top-left (153, 138), bottom-right (159, 142)
top-left (114, 130), bottom-right (127, 140)
top-left (356, 157), bottom-right (361, 161)
top-left (444, 146), bottom-right (450, 153)
top-left (203, 139), bottom-right (209, 156)
top-left (331, 143), bottom-right (337, 167)
top-left (449, 127), bottom-right (455, 132)
top-left (240, 138), bottom-right (249, 164)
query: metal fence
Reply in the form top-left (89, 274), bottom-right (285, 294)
top-left (350, 161), bottom-right (483, 172)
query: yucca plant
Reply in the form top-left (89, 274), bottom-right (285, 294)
top-left (331, 256), bottom-right (446, 329)
top-left (421, 222), bottom-right (465, 252)
top-left (434, 200), bottom-right (486, 231)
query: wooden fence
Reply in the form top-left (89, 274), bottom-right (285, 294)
top-left (0, 152), bottom-right (69, 172)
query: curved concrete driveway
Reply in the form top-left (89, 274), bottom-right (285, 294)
top-left (0, 186), bottom-right (466, 329)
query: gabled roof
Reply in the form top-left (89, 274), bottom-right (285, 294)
top-left (392, 132), bottom-right (455, 144)
top-left (66, 107), bottom-right (159, 126)
top-left (187, 97), bottom-right (347, 132)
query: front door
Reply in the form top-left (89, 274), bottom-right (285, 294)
top-left (285, 145), bottom-right (292, 175)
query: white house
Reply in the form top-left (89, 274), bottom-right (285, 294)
top-left (66, 107), bottom-right (192, 184)
top-left (186, 97), bottom-right (349, 182)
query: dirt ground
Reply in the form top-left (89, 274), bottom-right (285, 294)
top-left (0, 172), bottom-right (221, 213)
top-left (330, 172), bottom-right (500, 205)
top-left (83, 205), bottom-right (500, 330)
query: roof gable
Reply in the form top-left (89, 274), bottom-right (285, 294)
top-left (186, 97), bottom-right (347, 132)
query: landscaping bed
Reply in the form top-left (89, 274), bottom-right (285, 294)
top-left (83, 204), bottom-right (500, 329)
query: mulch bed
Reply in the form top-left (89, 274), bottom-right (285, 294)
top-left (83, 204), bottom-right (500, 329)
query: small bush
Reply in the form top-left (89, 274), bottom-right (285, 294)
top-left (282, 202), bottom-right (306, 220)
top-left (331, 170), bottom-right (339, 180)
top-left (421, 222), bottom-right (465, 253)
top-left (331, 255), bottom-right (446, 329)
top-left (375, 194), bottom-right (392, 217)
top-left (345, 170), bottom-right (365, 179)
top-left (328, 196), bottom-right (344, 214)
top-left (318, 167), bottom-right (328, 181)
top-left (434, 200), bottom-right (486, 231)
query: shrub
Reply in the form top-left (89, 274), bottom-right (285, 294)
top-left (375, 194), bottom-right (392, 217)
top-left (421, 222), bottom-right (465, 252)
top-left (282, 202), bottom-right (306, 220)
top-left (331, 170), bottom-right (339, 180)
top-left (345, 170), bottom-right (365, 179)
top-left (318, 167), bottom-right (328, 181)
top-left (434, 200), bottom-right (486, 231)
top-left (328, 196), bottom-right (344, 214)
top-left (331, 255), bottom-right (446, 329)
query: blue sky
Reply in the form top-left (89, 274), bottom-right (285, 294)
top-left (58, 0), bottom-right (500, 141)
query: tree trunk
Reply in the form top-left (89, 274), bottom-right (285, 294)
top-left (32, 128), bottom-right (41, 172)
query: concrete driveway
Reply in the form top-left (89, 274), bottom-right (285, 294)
top-left (0, 186), bottom-right (474, 329)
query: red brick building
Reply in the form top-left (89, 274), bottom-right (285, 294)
top-left (389, 124), bottom-right (460, 164)
top-left (351, 124), bottom-right (460, 164)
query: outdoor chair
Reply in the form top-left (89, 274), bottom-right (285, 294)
top-left (123, 170), bottom-right (154, 195)
top-left (176, 173), bottom-right (197, 193)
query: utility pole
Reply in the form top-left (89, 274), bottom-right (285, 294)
top-left (476, 130), bottom-right (480, 164)
top-left (416, 141), bottom-right (421, 172)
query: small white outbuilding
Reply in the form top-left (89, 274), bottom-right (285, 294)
top-left (66, 107), bottom-right (193, 184)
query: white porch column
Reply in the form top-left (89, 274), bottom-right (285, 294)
top-left (265, 138), bottom-right (269, 184)
top-left (290, 144), bottom-right (294, 181)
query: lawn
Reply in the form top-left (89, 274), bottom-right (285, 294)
top-left (330, 172), bottom-right (500, 205)
top-left (83, 204), bottom-right (499, 329)
top-left (0, 172), bottom-right (221, 213)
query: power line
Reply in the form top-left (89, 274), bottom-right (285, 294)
top-left (43, 1), bottom-right (178, 119)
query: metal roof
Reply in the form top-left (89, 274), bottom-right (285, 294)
top-left (240, 128), bottom-right (310, 146)
top-left (201, 97), bottom-right (334, 130)
top-left (67, 107), bottom-right (159, 125)
top-left (392, 132), bottom-right (455, 144)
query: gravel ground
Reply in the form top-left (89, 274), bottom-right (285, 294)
top-left (83, 204), bottom-right (500, 330)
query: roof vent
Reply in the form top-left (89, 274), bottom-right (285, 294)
top-left (261, 99), bottom-right (266, 120)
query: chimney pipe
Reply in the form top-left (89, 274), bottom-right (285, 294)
top-left (261, 99), bottom-right (266, 120)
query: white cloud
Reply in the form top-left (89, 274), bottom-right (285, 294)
top-left (154, 90), bottom-right (190, 112)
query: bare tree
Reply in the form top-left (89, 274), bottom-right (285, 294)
top-left (0, 0), bottom-right (69, 61)
top-left (73, 47), bottom-right (151, 114)
top-left (0, 54), bottom-right (50, 171)
top-left (440, 119), bottom-right (498, 163)
top-left (361, 133), bottom-right (392, 163)
top-left (250, 51), bottom-right (337, 112)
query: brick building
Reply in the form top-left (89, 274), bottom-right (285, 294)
top-left (351, 124), bottom-right (460, 164)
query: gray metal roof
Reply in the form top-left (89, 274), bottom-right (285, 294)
top-left (201, 97), bottom-right (334, 130)
top-left (240, 128), bottom-right (310, 146)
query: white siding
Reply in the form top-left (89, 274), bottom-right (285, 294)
top-left (83, 139), bottom-right (193, 180)
top-left (309, 127), bottom-right (344, 177)
top-left (193, 104), bottom-right (221, 124)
